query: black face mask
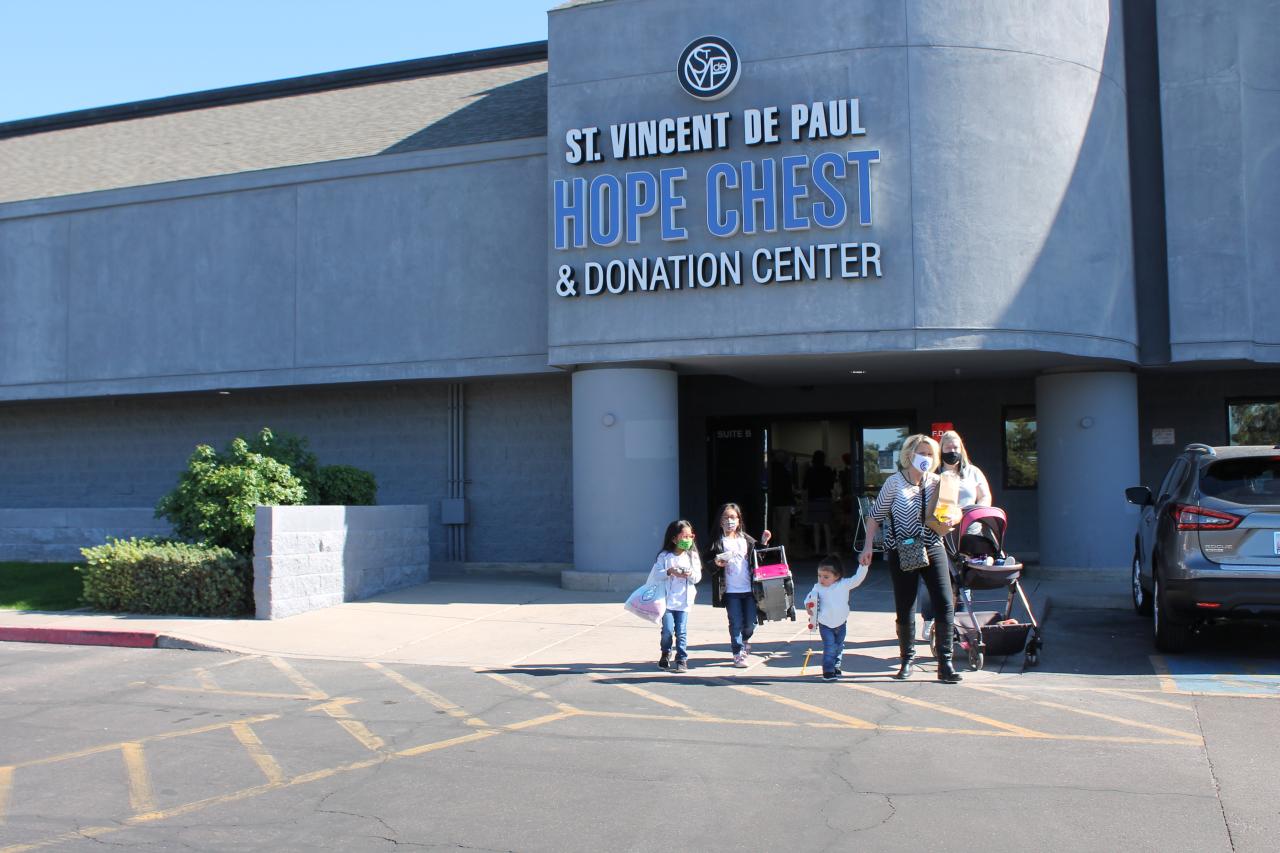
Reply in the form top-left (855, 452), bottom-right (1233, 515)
top-left (941, 452), bottom-right (961, 466)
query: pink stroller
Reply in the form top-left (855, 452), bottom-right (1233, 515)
top-left (930, 506), bottom-right (1043, 670)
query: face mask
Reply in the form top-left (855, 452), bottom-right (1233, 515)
top-left (676, 537), bottom-right (694, 550)
top-left (941, 451), bottom-right (961, 466)
top-left (723, 517), bottom-right (738, 531)
top-left (913, 455), bottom-right (932, 474)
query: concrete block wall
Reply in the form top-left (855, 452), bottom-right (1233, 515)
top-left (0, 374), bottom-right (573, 566)
top-left (253, 504), bottom-right (429, 619)
top-left (466, 377), bottom-right (573, 562)
top-left (0, 508), bottom-right (172, 561)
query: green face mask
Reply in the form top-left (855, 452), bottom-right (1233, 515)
top-left (676, 537), bottom-right (694, 550)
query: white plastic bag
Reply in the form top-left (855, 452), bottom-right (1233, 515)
top-left (624, 581), bottom-right (667, 623)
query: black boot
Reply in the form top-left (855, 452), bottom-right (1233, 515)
top-left (657, 651), bottom-right (670, 669)
top-left (935, 623), bottom-right (962, 683)
top-left (893, 622), bottom-right (916, 680)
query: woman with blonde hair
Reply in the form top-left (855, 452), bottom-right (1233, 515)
top-left (939, 429), bottom-right (991, 509)
top-left (857, 434), bottom-right (962, 683)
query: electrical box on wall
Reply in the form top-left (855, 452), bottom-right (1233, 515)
top-left (441, 499), bottom-right (469, 525)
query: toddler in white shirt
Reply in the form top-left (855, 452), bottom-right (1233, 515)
top-left (804, 554), bottom-right (868, 681)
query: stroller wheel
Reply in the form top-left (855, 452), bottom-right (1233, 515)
top-left (969, 646), bottom-right (984, 672)
top-left (1025, 638), bottom-right (1042, 667)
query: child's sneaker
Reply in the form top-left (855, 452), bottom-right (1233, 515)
top-left (657, 652), bottom-right (670, 669)
top-left (732, 653), bottom-right (748, 668)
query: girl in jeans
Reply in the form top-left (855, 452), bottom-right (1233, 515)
top-left (705, 503), bottom-right (771, 668)
top-left (857, 434), bottom-right (962, 683)
top-left (649, 519), bottom-right (702, 673)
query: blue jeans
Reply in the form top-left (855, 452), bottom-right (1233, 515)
top-left (724, 592), bottom-right (757, 655)
top-left (661, 609), bottom-right (689, 661)
top-left (819, 623), bottom-right (847, 674)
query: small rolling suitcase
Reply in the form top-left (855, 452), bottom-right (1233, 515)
top-left (751, 545), bottom-right (796, 623)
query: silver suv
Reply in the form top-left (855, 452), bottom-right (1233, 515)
top-left (1126, 443), bottom-right (1280, 652)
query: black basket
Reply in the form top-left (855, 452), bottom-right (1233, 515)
top-left (956, 611), bottom-right (1031, 657)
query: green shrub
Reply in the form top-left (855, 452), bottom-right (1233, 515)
top-left (316, 465), bottom-right (378, 505)
top-left (246, 428), bottom-right (321, 504)
top-left (79, 538), bottom-right (252, 616)
top-left (155, 437), bottom-right (306, 556)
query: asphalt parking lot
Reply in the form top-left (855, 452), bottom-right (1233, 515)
top-left (2, 609), bottom-right (1278, 852)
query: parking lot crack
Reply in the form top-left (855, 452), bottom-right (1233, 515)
top-left (1192, 700), bottom-right (1237, 851)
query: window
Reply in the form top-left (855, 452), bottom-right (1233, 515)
top-left (1227, 399), bottom-right (1280, 446)
top-left (1202, 457), bottom-right (1280, 505)
top-left (1003, 406), bottom-right (1037, 489)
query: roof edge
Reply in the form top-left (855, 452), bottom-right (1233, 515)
top-left (0, 40), bottom-right (548, 141)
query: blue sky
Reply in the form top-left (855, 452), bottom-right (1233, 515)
top-left (0, 1), bottom-right (551, 123)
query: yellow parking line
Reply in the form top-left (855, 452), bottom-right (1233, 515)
top-left (1149, 655), bottom-right (1179, 694)
top-left (965, 684), bottom-right (1201, 743)
top-left (230, 722), bottom-right (286, 785)
top-left (587, 674), bottom-right (710, 717)
top-left (0, 711), bottom-right (574, 853)
top-left (570, 709), bottom-right (1195, 746)
top-left (153, 684), bottom-right (316, 701)
top-left (309, 699), bottom-right (386, 752)
top-left (1104, 690), bottom-right (1194, 711)
top-left (396, 729), bottom-right (502, 757)
top-left (8, 714), bottom-right (280, 771)
top-left (851, 683), bottom-right (1043, 737)
top-left (722, 681), bottom-right (876, 729)
top-left (0, 766), bottom-right (11, 826)
top-left (478, 669), bottom-right (576, 713)
top-left (268, 657), bottom-right (329, 700)
top-left (120, 743), bottom-right (156, 815)
top-left (367, 662), bottom-right (489, 727)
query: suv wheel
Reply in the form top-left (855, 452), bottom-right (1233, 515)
top-left (1153, 570), bottom-right (1193, 653)
top-left (1132, 548), bottom-right (1153, 616)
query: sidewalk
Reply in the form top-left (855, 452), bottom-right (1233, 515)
top-left (0, 564), bottom-right (1130, 672)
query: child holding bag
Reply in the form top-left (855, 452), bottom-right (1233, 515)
top-left (647, 519), bottom-right (702, 672)
top-left (803, 554), bottom-right (868, 681)
top-left (705, 502), bottom-right (771, 668)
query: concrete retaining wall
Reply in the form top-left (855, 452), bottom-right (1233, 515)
top-left (0, 508), bottom-right (171, 561)
top-left (253, 505), bottom-right (430, 620)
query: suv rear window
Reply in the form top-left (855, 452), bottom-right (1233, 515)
top-left (1201, 457), bottom-right (1280, 505)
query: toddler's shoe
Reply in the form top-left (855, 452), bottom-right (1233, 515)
top-left (657, 652), bottom-right (670, 669)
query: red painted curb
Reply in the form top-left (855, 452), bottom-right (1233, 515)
top-left (0, 627), bottom-right (159, 648)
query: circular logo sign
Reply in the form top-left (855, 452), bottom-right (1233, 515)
top-left (677, 36), bottom-right (740, 100)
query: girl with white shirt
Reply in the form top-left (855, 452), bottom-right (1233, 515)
top-left (647, 519), bottom-right (702, 673)
top-left (705, 503), bottom-right (771, 668)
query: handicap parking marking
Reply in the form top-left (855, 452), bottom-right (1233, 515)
top-left (482, 666), bottom-right (1203, 747)
top-left (1151, 655), bottom-right (1280, 698)
top-left (0, 660), bottom-right (576, 853)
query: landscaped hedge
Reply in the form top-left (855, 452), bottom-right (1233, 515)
top-left (316, 464), bottom-right (378, 506)
top-left (79, 538), bottom-right (252, 616)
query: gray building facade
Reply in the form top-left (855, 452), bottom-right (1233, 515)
top-left (1, 0), bottom-right (1276, 581)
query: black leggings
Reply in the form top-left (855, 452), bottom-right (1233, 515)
top-left (888, 540), bottom-right (955, 656)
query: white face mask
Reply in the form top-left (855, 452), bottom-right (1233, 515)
top-left (723, 517), bottom-right (738, 531)
top-left (913, 455), bottom-right (932, 474)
